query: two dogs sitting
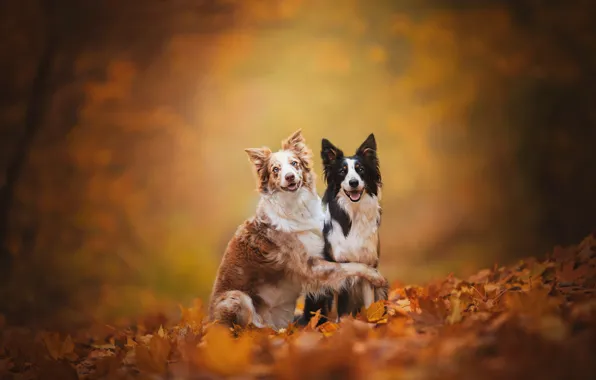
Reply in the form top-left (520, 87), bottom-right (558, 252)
top-left (208, 130), bottom-right (387, 329)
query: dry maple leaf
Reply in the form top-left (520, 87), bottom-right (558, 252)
top-left (384, 317), bottom-right (414, 338)
top-left (405, 287), bottom-right (421, 312)
top-left (557, 261), bottom-right (589, 283)
top-left (318, 321), bottom-right (340, 337)
top-left (366, 300), bottom-right (388, 323)
top-left (179, 298), bottom-right (204, 328)
top-left (40, 333), bottom-right (78, 361)
top-left (418, 296), bottom-right (448, 321)
top-left (135, 334), bottom-right (171, 374)
top-left (199, 323), bottom-right (253, 376)
top-left (503, 287), bottom-right (561, 317)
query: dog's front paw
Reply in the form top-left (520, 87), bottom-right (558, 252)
top-left (364, 268), bottom-right (388, 288)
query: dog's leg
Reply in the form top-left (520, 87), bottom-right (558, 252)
top-left (329, 292), bottom-right (339, 323)
top-left (374, 281), bottom-right (389, 302)
top-left (210, 290), bottom-right (264, 328)
top-left (361, 281), bottom-right (375, 309)
top-left (337, 288), bottom-right (352, 318)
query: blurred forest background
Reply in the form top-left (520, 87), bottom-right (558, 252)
top-left (0, 0), bottom-right (595, 329)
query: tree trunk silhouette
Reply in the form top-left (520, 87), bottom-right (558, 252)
top-left (0, 1), bottom-right (57, 279)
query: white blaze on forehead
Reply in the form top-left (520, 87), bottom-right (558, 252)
top-left (342, 158), bottom-right (363, 190)
top-left (272, 150), bottom-right (300, 186)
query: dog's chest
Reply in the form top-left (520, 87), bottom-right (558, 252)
top-left (266, 190), bottom-right (325, 257)
top-left (327, 197), bottom-right (380, 266)
top-left (297, 229), bottom-right (325, 258)
top-left (263, 189), bottom-right (326, 258)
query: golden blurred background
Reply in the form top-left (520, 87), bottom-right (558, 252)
top-left (1, 0), bottom-right (595, 329)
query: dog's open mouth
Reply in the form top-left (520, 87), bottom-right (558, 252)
top-left (283, 182), bottom-right (300, 192)
top-left (345, 189), bottom-right (363, 202)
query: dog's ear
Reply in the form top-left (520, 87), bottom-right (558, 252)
top-left (356, 133), bottom-right (377, 159)
top-left (282, 129), bottom-right (313, 167)
top-left (245, 147), bottom-right (272, 172)
top-left (321, 138), bottom-right (343, 166)
top-left (282, 129), bottom-right (307, 154)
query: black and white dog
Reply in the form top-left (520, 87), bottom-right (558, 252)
top-left (298, 134), bottom-right (388, 325)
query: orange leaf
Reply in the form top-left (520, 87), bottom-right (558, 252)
top-left (318, 321), bottom-right (340, 337)
top-left (41, 333), bottom-right (77, 361)
top-left (135, 334), bottom-right (171, 374)
top-left (366, 300), bottom-right (387, 323)
top-left (135, 344), bottom-right (158, 373)
top-left (308, 309), bottom-right (323, 330)
top-left (179, 298), bottom-right (205, 327)
top-left (386, 317), bottom-right (408, 337)
top-left (200, 323), bottom-right (253, 376)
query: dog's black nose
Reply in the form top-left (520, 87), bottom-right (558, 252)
top-left (349, 179), bottom-right (359, 188)
top-left (285, 173), bottom-right (295, 182)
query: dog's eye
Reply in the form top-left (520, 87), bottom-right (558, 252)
top-left (272, 167), bottom-right (280, 174)
top-left (291, 161), bottom-right (299, 167)
top-left (356, 166), bottom-right (364, 173)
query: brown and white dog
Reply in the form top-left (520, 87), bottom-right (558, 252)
top-left (208, 130), bottom-right (387, 330)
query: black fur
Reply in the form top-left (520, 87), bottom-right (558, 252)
top-left (297, 134), bottom-right (383, 327)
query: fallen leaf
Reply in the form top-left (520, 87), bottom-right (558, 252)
top-left (318, 321), bottom-right (340, 337)
top-left (125, 336), bottom-right (137, 348)
top-left (308, 309), bottom-right (323, 330)
top-left (135, 334), bottom-right (171, 374)
top-left (199, 323), bottom-right (253, 376)
top-left (447, 296), bottom-right (462, 324)
top-left (41, 333), bottom-right (78, 361)
top-left (179, 298), bottom-right (205, 328)
top-left (366, 300), bottom-right (388, 323)
top-left (558, 261), bottom-right (589, 283)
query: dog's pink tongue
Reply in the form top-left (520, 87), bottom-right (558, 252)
top-left (349, 191), bottom-right (361, 201)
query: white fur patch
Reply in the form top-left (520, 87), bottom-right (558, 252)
top-left (326, 190), bottom-right (381, 266)
top-left (258, 187), bottom-right (325, 258)
top-left (361, 280), bottom-right (375, 308)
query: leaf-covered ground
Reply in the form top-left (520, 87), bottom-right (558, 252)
top-left (2, 233), bottom-right (596, 380)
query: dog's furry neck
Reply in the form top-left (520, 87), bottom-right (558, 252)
top-left (257, 187), bottom-right (324, 234)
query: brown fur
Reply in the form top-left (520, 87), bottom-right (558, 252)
top-left (208, 130), bottom-right (387, 329)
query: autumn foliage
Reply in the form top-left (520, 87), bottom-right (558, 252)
top-left (2, 0), bottom-right (596, 332)
top-left (1, 1), bottom-right (596, 379)
top-left (1, 233), bottom-right (595, 379)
